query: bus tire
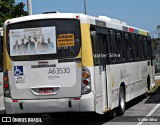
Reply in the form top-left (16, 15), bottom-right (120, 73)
top-left (143, 76), bottom-right (150, 98)
top-left (147, 76), bottom-right (150, 91)
top-left (116, 86), bottom-right (125, 116)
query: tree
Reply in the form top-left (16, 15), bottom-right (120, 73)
top-left (153, 25), bottom-right (160, 74)
top-left (0, 0), bottom-right (28, 27)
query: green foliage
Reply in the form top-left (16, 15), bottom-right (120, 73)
top-left (0, 0), bottom-right (28, 27)
top-left (149, 80), bottom-right (160, 94)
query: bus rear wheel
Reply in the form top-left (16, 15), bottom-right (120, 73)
top-left (147, 76), bottom-right (150, 91)
top-left (116, 86), bottom-right (125, 116)
top-left (143, 76), bottom-right (150, 98)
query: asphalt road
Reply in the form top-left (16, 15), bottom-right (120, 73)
top-left (1, 87), bottom-right (160, 125)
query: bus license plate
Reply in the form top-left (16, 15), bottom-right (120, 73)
top-left (39, 88), bottom-right (54, 94)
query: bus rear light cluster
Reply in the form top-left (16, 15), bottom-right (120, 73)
top-left (83, 71), bottom-right (90, 78)
top-left (83, 86), bottom-right (90, 93)
top-left (82, 67), bottom-right (91, 94)
top-left (83, 79), bottom-right (90, 86)
top-left (4, 83), bottom-right (9, 88)
top-left (4, 76), bottom-right (8, 83)
top-left (3, 70), bottom-right (11, 97)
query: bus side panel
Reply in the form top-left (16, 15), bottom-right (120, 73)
top-left (139, 61), bottom-right (148, 94)
top-left (109, 62), bottom-right (142, 109)
top-left (148, 60), bottom-right (155, 89)
top-left (94, 66), bottom-right (103, 114)
top-left (106, 65), bottom-right (112, 110)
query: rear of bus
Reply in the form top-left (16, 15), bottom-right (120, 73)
top-left (3, 13), bottom-right (94, 114)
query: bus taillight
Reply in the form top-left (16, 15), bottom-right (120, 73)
top-left (4, 83), bottom-right (9, 88)
top-left (4, 76), bottom-right (8, 82)
top-left (82, 67), bottom-right (91, 94)
top-left (3, 70), bottom-right (11, 97)
top-left (83, 79), bottom-right (90, 85)
top-left (83, 71), bottom-right (90, 78)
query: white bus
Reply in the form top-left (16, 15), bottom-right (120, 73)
top-left (3, 13), bottom-right (155, 116)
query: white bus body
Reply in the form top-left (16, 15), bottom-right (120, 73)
top-left (3, 13), bottom-right (155, 115)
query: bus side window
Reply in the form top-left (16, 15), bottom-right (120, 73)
top-left (135, 35), bottom-right (141, 60)
top-left (0, 36), bottom-right (3, 72)
top-left (137, 35), bottom-right (144, 60)
top-left (90, 30), bottom-right (101, 66)
top-left (109, 30), bottom-right (117, 63)
top-left (105, 31), bottom-right (110, 64)
top-left (131, 34), bottom-right (139, 61)
top-left (115, 31), bottom-right (125, 62)
top-left (136, 35), bottom-right (140, 61)
top-left (143, 36), bottom-right (149, 60)
top-left (140, 35), bottom-right (146, 60)
top-left (147, 36), bottom-right (152, 59)
top-left (124, 32), bottom-right (132, 61)
top-left (98, 34), bottom-right (108, 66)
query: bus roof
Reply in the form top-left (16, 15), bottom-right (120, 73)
top-left (4, 12), bottom-right (149, 36)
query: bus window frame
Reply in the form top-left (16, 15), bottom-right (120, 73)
top-left (6, 19), bottom-right (81, 61)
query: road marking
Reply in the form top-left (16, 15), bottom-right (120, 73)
top-left (137, 104), bottom-right (160, 125)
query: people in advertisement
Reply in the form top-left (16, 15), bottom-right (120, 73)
top-left (41, 37), bottom-right (48, 52)
top-left (25, 36), bottom-right (35, 53)
top-left (13, 40), bottom-right (20, 54)
top-left (47, 38), bottom-right (54, 51)
top-left (19, 38), bottom-right (27, 54)
top-left (10, 27), bottom-right (57, 56)
top-left (34, 36), bottom-right (42, 52)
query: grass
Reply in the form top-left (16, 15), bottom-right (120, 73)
top-left (149, 80), bottom-right (160, 94)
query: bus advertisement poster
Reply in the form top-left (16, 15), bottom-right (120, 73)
top-left (9, 26), bottom-right (57, 56)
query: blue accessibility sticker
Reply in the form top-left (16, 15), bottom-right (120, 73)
top-left (14, 66), bottom-right (24, 76)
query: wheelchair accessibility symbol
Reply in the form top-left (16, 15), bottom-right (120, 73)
top-left (14, 66), bottom-right (24, 76)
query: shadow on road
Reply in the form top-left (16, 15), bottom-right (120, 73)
top-left (46, 113), bottom-right (115, 125)
top-left (145, 86), bottom-right (160, 104)
top-left (125, 95), bottom-right (144, 110)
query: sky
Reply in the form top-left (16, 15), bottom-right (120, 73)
top-left (15, 0), bottom-right (160, 38)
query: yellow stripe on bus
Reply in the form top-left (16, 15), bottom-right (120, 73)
top-left (81, 24), bottom-right (94, 67)
top-left (3, 28), bottom-right (12, 71)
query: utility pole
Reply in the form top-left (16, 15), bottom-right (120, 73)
top-left (157, 25), bottom-right (160, 38)
top-left (84, 0), bottom-right (87, 14)
top-left (27, 0), bottom-right (32, 15)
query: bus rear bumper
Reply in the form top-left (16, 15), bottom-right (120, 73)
top-left (4, 91), bottom-right (94, 114)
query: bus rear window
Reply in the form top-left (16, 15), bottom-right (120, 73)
top-left (6, 19), bottom-right (81, 61)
